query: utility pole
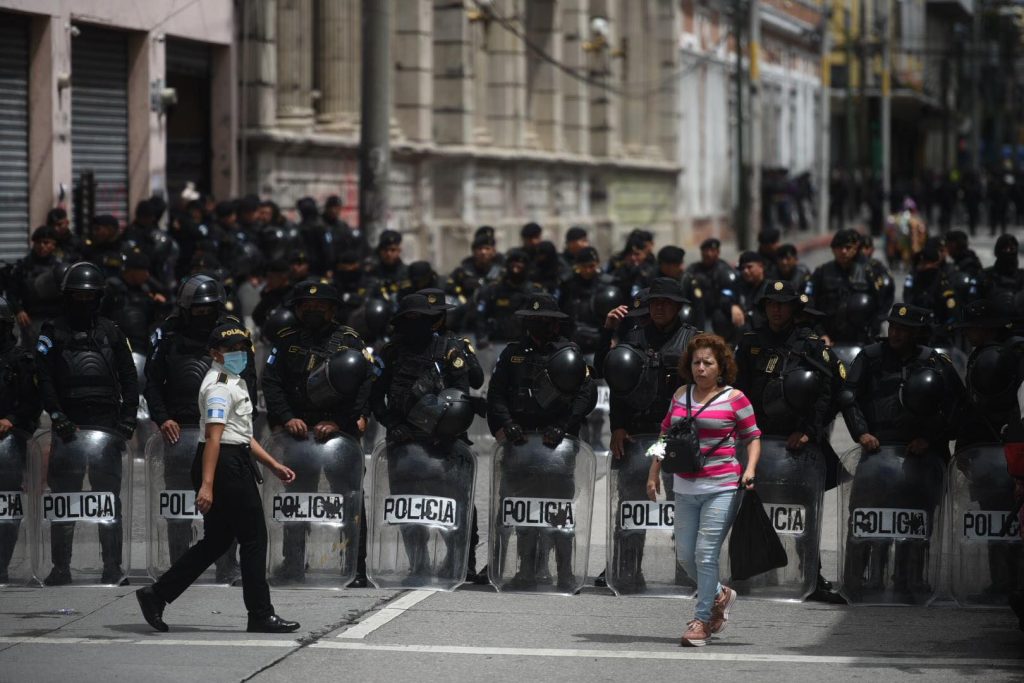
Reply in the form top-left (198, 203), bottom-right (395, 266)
top-left (749, 0), bottom-right (762, 238)
top-left (880, 0), bottom-right (892, 207)
top-left (734, 0), bottom-right (750, 251)
top-left (358, 0), bottom-right (391, 248)
top-left (818, 2), bottom-right (833, 235)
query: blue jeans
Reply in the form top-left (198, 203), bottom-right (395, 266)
top-left (674, 489), bottom-right (740, 622)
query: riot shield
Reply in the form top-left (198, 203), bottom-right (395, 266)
top-left (728, 437), bottom-right (826, 601)
top-left (606, 434), bottom-right (691, 598)
top-left (0, 432), bottom-right (35, 585)
top-left (144, 426), bottom-right (236, 583)
top-left (949, 444), bottom-right (1021, 607)
top-left (489, 433), bottom-right (596, 594)
top-left (368, 439), bottom-right (476, 590)
top-left (838, 444), bottom-right (946, 605)
top-left (32, 429), bottom-right (133, 586)
top-left (579, 354), bottom-right (609, 453)
top-left (264, 431), bottom-right (365, 588)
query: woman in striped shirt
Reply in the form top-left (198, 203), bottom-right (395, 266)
top-left (647, 333), bottom-right (761, 647)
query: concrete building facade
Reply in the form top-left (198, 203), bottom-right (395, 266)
top-left (240, 0), bottom-right (685, 271)
top-left (0, 0), bottom-right (236, 259)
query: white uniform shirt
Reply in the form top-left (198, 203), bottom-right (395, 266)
top-left (198, 362), bottom-right (254, 445)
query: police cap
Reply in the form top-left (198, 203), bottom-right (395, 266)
top-left (208, 323), bottom-right (250, 350)
top-left (886, 303), bottom-right (931, 328)
top-left (514, 293), bottom-right (569, 319)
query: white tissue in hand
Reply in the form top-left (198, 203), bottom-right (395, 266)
top-left (646, 440), bottom-right (666, 459)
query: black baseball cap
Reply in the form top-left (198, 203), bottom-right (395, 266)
top-left (208, 323), bottom-right (251, 349)
top-left (700, 238), bottom-right (721, 250)
top-left (657, 245), bottom-right (685, 265)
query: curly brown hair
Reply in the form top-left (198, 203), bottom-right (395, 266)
top-left (677, 333), bottom-right (738, 384)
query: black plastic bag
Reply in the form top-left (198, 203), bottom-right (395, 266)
top-left (728, 489), bottom-right (788, 581)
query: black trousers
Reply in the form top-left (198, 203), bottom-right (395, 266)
top-left (153, 444), bottom-right (273, 619)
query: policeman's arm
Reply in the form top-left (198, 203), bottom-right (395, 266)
top-left (462, 340), bottom-right (485, 390)
top-left (260, 349), bottom-right (296, 424)
top-left (608, 393), bottom-right (630, 433)
top-left (349, 364), bottom-right (375, 423)
top-left (11, 355), bottom-right (41, 434)
top-left (592, 329), bottom-right (615, 380)
top-left (34, 327), bottom-right (63, 416)
top-left (111, 325), bottom-right (140, 415)
top-left (143, 340), bottom-right (172, 426)
top-left (369, 347), bottom-right (395, 427)
top-left (566, 373), bottom-right (599, 433)
top-left (485, 350), bottom-right (514, 435)
top-left (840, 353), bottom-right (870, 440)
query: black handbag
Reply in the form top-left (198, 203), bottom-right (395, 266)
top-left (661, 386), bottom-right (734, 475)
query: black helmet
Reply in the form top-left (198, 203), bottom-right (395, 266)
top-left (60, 262), bottom-right (105, 292)
top-left (262, 306), bottom-right (298, 346)
top-left (364, 298), bottom-right (391, 339)
top-left (592, 285), bottom-right (626, 321)
top-left (968, 344), bottom-right (1016, 397)
top-left (782, 368), bottom-right (820, 413)
top-left (533, 345), bottom-right (588, 408)
top-left (177, 274), bottom-right (226, 310)
top-left (306, 347), bottom-right (369, 407)
top-left (407, 388), bottom-right (477, 439)
top-left (0, 296), bottom-right (13, 323)
top-left (603, 344), bottom-right (646, 394)
top-left (900, 366), bottom-right (944, 417)
top-left (845, 291), bottom-right (875, 327)
top-left (763, 367), bottom-right (821, 418)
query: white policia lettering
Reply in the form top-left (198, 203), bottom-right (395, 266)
top-left (383, 495), bottom-right (457, 528)
top-left (272, 493), bottom-right (346, 523)
top-left (501, 497), bottom-right (576, 529)
top-left (852, 508), bottom-right (928, 539)
top-left (0, 492), bottom-right (25, 519)
top-left (42, 492), bottom-right (116, 522)
top-left (962, 511), bottom-right (1021, 542)
top-left (158, 491), bottom-right (202, 520)
top-left (620, 501), bottom-right (674, 530)
top-left (764, 504), bottom-right (806, 536)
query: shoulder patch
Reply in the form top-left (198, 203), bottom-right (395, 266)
top-left (938, 352), bottom-right (953, 365)
top-left (838, 361), bottom-right (847, 380)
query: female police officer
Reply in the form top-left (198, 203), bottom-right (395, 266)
top-left (137, 324), bottom-right (300, 633)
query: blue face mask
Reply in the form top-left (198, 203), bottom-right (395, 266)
top-left (222, 350), bottom-right (248, 375)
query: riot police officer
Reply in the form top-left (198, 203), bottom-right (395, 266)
top-left (8, 226), bottom-right (64, 348)
top-left (734, 280), bottom-right (845, 602)
top-left (81, 214), bottom-right (129, 279)
top-left (261, 280), bottom-right (374, 586)
top-left (978, 234), bottom-right (1024, 302)
top-left (101, 249), bottom-right (169, 354)
top-left (653, 246), bottom-right (705, 328)
top-left (35, 262), bottom-right (139, 586)
top-left (363, 230), bottom-right (408, 302)
top-left (487, 294), bottom-right (597, 590)
top-left (598, 278), bottom-right (697, 591)
top-left (447, 232), bottom-right (502, 308)
top-left (806, 229), bottom-right (882, 347)
top-left (370, 292), bottom-right (482, 581)
top-left (842, 303), bottom-right (967, 598)
top-left (558, 247), bottom-right (620, 355)
top-left (146, 274), bottom-right (254, 583)
top-left (902, 240), bottom-right (958, 345)
top-left (473, 249), bottom-right (545, 347)
top-left (685, 238), bottom-right (744, 339)
top-left (737, 252), bottom-right (769, 331)
top-left (859, 234), bottom-right (896, 336)
top-left (0, 296), bottom-right (41, 583)
top-left (775, 244), bottom-right (811, 293)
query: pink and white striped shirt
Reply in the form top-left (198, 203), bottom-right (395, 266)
top-left (660, 386), bottom-right (761, 494)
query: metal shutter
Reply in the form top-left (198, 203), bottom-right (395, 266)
top-left (71, 27), bottom-right (129, 224)
top-left (0, 15), bottom-right (30, 261)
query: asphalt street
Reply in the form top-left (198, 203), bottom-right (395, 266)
top-left (1, 228), bottom-right (1022, 683)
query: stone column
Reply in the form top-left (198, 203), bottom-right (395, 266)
top-left (487, 0), bottom-right (526, 147)
top-left (525, 0), bottom-right (562, 151)
top-left (590, 0), bottom-right (620, 158)
top-left (561, 0), bottom-right (590, 156)
top-left (434, 0), bottom-right (473, 145)
top-left (277, 0), bottom-right (314, 123)
top-left (394, 0), bottom-right (432, 142)
top-left (241, 0), bottom-right (276, 128)
top-left (317, 0), bottom-right (359, 130)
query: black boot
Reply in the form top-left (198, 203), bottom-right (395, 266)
top-left (45, 522), bottom-right (75, 586)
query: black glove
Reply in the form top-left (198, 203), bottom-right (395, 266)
top-left (388, 423), bottom-right (414, 444)
top-left (51, 413), bottom-right (76, 440)
top-left (116, 418), bottom-right (137, 441)
top-left (503, 421), bottom-right (526, 445)
top-left (542, 425), bottom-right (566, 447)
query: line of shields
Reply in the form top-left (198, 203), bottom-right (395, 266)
top-left (1, 427), bottom-right (1019, 608)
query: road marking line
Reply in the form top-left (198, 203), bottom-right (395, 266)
top-left (311, 642), bottom-right (1023, 669)
top-left (336, 590), bottom-right (434, 639)
top-left (0, 636), bottom-right (296, 648)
